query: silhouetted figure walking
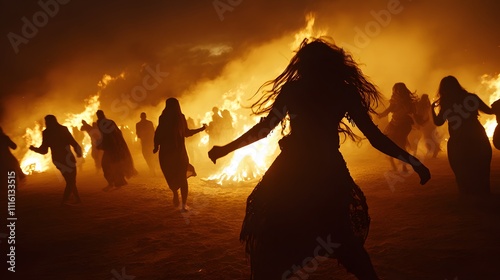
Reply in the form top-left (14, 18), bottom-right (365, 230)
top-left (80, 120), bottom-right (103, 173)
top-left (136, 112), bottom-right (157, 175)
top-left (209, 38), bottom-right (430, 280)
top-left (379, 83), bottom-right (418, 172)
top-left (29, 115), bottom-right (82, 205)
top-left (432, 76), bottom-right (494, 195)
top-left (96, 110), bottom-right (137, 190)
top-left (154, 98), bottom-right (206, 212)
top-left (0, 127), bottom-right (26, 183)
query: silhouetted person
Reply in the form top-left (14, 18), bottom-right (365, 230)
top-left (154, 98), bottom-right (206, 212)
top-left (80, 120), bottom-right (103, 173)
top-left (220, 109), bottom-right (235, 143)
top-left (96, 110), bottom-right (137, 190)
top-left (136, 112), bottom-right (157, 175)
top-left (492, 99), bottom-right (500, 150)
top-left (206, 106), bottom-right (223, 146)
top-left (208, 38), bottom-right (430, 280)
top-left (0, 127), bottom-right (26, 183)
top-left (379, 83), bottom-right (418, 172)
top-left (29, 115), bottom-right (82, 205)
top-left (414, 94), bottom-right (442, 158)
top-left (432, 76), bottom-right (494, 195)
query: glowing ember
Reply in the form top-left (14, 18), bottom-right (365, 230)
top-left (480, 74), bottom-right (500, 138)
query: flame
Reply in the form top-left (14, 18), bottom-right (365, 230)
top-left (480, 74), bottom-right (500, 138)
top-left (203, 15), bottom-right (321, 185)
top-left (20, 123), bottom-right (52, 175)
top-left (290, 13), bottom-right (327, 50)
top-left (201, 87), bottom-right (282, 185)
top-left (19, 73), bottom-right (124, 174)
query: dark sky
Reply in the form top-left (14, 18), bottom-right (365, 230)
top-left (1, 0), bottom-right (500, 133)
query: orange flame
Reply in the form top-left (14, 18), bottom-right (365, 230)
top-left (202, 15), bottom-right (321, 185)
top-left (19, 73), bottom-right (124, 174)
top-left (480, 74), bottom-right (500, 138)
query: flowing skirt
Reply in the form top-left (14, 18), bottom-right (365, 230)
top-left (240, 140), bottom-right (370, 279)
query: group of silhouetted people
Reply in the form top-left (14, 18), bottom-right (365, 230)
top-left (3, 36), bottom-right (500, 279)
top-left (379, 77), bottom-right (499, 196)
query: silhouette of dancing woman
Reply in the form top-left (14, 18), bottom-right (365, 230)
top-left (379, 83), bottom-right (418, 172)
top-left (154, 98), bottom-right (206, 212)
top-left (30, 115), bottom-right (82, 205)
top-left (432, 76), bottom-right (494, 195)
top-left (209, 38), bottom-right (430, 280)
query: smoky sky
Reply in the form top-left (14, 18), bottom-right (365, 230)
top-left (1, 0), bottom-right (500, 133)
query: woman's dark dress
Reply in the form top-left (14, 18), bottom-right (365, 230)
top-left (440, 94), bottom-right (491, 194)
top-left (239, 81), bottom-right (370, 278)
top-left (155, 114), bottom-right (196, 190)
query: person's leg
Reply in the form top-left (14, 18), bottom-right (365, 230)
top-left (172, 189), bottom-right (180, 207)
top-left (180, 180), bottom-right (189, 211)
top-left (61, 172), bottom-right (73, 205)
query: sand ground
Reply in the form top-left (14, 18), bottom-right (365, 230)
top-left (1, 146), bottom-right (500, 280)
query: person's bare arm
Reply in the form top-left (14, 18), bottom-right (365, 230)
top-left (431, 102), bottom-right (446, 126)
top-left (209, 94), bottom-right (287, 163)
top-left (29, 131), bottom-right (49, 155)
top-left (474, 94), bottom-right (494, 115)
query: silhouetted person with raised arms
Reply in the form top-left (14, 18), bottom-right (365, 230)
top-left (96, 110), bottom-right (137, 190)
top-left (136, 112), bottom-right (157, 175)
top-left (432, 76), bottom-right (494, 195)
top-left (209, 38), bottom-right (430, 280)
top-left (29, 115), bottom-right (82, 205)
top-left (154, 98), bottom-right (206, 212)
top-left (80, 120), bottom-right (103, 173)
top-left (379, 82), bottom-right (419, 172)
top-left (0, 127), bottom-right (26, 183)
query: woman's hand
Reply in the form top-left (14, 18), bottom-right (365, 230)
top-left (208, 146), bottom-right (228, 164)
top-left (411, 160), bottom-right (431, 185)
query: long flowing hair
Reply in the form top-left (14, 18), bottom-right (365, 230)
top-left (250, 37), bottom-right (381, 141)
top-left (159, 98), bottom-right (185, 144)
top-left (436, 76), bottom-right (472, 113)
top-left (390, 82), bottom-right (419, 114)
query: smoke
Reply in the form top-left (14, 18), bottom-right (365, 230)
top-left (1, 0), bottom-right (499, 147)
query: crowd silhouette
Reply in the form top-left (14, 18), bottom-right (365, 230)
top-left (2, 35), bottom-right (500, 279)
